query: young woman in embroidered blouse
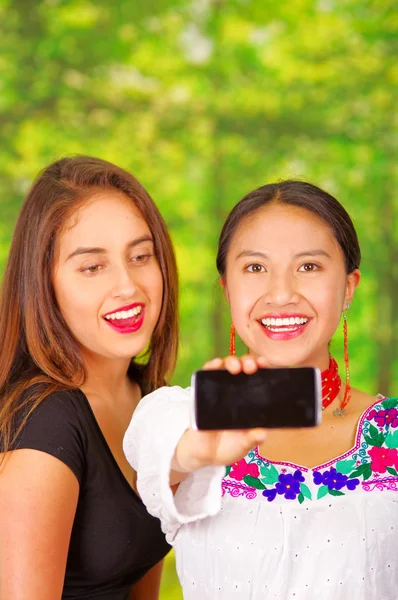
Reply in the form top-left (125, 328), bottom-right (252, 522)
top-left (124, 180), bottom-right (397, 600)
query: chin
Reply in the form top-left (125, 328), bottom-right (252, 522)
top-left (253, 345), bottom-right (313, 369)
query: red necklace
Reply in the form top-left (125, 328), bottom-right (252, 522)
top-left (321, 357), bottom-right (342, 410)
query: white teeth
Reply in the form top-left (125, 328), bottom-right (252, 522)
top-left (105, 306), bottom-right (142, 320)
top-left (261, 316), bottom-right (309, 328)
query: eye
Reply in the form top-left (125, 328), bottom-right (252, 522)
top-left (246, 263), bottom-right (266, 273)
top-left (81, 264), bottom-right (103, 275)
top-left (299, 263), bottom-right (319, 272)
top-left (131, 253), bottom-right (153, 264)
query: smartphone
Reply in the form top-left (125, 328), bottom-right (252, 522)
top-left (191, 367), bottom-right (322, 430)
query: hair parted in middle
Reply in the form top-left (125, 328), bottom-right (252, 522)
top-left (216, 180), bottom-right (361, 279)
top-left (0, 155), bottom-right (179, 454)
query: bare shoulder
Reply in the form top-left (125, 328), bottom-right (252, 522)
top-left (0, 449), bottom-right (79, 598)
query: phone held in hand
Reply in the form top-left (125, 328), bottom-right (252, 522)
top-left (191, 367), bottom-right (322, 430)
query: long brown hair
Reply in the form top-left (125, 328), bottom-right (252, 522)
top-left (0, 156), bottom-right (179, 453)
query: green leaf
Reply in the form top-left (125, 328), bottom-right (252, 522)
top-left (328, 489), bottom-right (345, 496)
top-left (367, 423), bottom-right (386, 447)
top-left (385, 431), bottom-right (398, 449)
top-left (382, 398), bottom-right (398, 410)
top-left (368, 423), bottom-right (380, 438)
top-left (335, 458), bottom-right (356, 474)
top-left (364, 432), bottom-right (385, 448)
top-left (386, 467), bottom-right (398, 477)
top-left (317, 485), bottom-right (329, 500)
top-left (298, 492), bottom-right (304, 504)
top-left (225, 466), bottom-right (232, 476)
top-left (349, 463), bottom-right (372, 480)
top-left (300, 483), bottom-right (312, 500)
top-left (243, 475), bottom-right (266, 489)
top-left (362, 464), bottom-right (373, 480)
top-left (259, 464), bottom-right (279, 485)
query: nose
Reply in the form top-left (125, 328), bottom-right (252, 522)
top-left (111, 264), bottom-right (138, 300)
top-left (263, 270), bottom-right (299, 307)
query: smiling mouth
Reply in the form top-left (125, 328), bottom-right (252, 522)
top-left (103, 304), bottom-right (144, 334)
top-left (104, 305), bottom-right (142, 321)
top-left (260, 316), bottom-right (309, 332)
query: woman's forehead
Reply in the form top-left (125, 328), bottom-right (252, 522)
top-left (227, 203), bottom-right (343, 263)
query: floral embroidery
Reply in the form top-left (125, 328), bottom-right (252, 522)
top-left (222, 397), bottom-right (398, 503)
top-left (368, 446), bottom-right (398, 473)
top-left (229, 458), bottom-right (260, 481)
top-left (313, 467), bottom-right (360, 492)
top-left (262, 470), bottom-right (306, 501)
top-left (368, 407), bottom-right (398, 428)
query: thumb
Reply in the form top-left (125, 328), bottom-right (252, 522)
top-left (246, 428), bottom-right (267, 446)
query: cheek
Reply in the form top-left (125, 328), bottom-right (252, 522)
top-left (53, 273), bottom-right (96, 333)
top-left (315, 279), bottom-right (346, 311)
top-left (227, 275), bottom-right (258, 323)
top-left (141, 265), bottom-right (163, 311)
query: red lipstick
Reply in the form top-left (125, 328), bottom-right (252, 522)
top-left (103, 302), bottom-right (145, 334)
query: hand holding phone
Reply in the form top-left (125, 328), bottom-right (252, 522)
top-left (192, 367), bottom-right (321, 430)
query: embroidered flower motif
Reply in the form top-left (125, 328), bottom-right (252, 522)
top-left (223, 399), bottom-right (398, 504)
top-left (275, 470), bottom-right (305, 500)
top-left (229, 458), bottom-right (259, 481)
top-left (368, 446), bottom-right (398, 473)
top-left (313, 468), bottom-right (360, 491)
top-left (368, 408), bottom-right (398, 428)
top-left (262, 488), bottom-right (277, 502)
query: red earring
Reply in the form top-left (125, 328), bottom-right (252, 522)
top-left (334, 308), bottom-right (351, 416)
top-left (229, 323), bottom-right (236, 356)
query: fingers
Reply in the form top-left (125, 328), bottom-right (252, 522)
top-left (247, 427), bottom-right (267, 445)
top-left (202, 355), bottom-right (268, 374)
top-left (202, 357), bottom-right (224, 370)
top-left (257, 355), bottom-right (270, 368)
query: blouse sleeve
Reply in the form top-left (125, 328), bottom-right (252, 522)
top-left (13, 390), bottom-right (86, 484)
top-left (123, 386), bottom-right (225, 542)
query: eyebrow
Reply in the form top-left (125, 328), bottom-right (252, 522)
top-left (66, 235), bottom-right (154, 261)
top-left (235, 249), bottom-right (332, 260)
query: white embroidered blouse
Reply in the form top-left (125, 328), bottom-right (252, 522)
top-left (123, 386), bottom-right (398, 600)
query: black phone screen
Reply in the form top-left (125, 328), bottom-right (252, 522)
top-left (192, 367), bottom-right (321, 430)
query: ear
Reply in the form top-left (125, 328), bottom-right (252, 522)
top-left (219, 277), bottom-right (230, 303)
top-left (344, 269), bottom-right (360, 310)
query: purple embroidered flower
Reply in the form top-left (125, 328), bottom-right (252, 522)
top-left (262, 488), bottom-right (277, 502)
top-left (368, 408), bottom-right (398, 428)
top-left (313, 468), bottom-right (360, 491)
top-left (345, 478), bottom-right (361, 490)
top-left (275, 470), bottom-right (304, 500)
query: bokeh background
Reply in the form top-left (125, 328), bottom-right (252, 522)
top-left (0, 0), bottom-right (396, 597)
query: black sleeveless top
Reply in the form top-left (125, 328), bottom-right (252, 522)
top-left (14, 388), bottom-right (170, 599)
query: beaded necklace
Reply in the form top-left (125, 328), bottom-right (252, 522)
top-left (321, 356), bottom-right (351, 416)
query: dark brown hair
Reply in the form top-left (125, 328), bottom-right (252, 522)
top-left (0, 155), bottom-right (178, 453)
top-left (216, 180), bottom-right (361, 277)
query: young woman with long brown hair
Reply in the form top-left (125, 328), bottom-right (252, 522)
top-left (125, 180), bottom-right (397, 599)
top-left (0, 156), bottom-right (179, 600)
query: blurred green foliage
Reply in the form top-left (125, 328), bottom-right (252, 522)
top-left (0, 0), bottom-right (397, 596)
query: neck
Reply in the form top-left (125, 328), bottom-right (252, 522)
top-left (81, 352), bottom-right (133, 398)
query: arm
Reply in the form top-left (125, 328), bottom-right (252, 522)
top-left (0, 449), bottom-right (79, 600)
top-left (123, 356), bottom-right (267, 542)
top-left (129, 560), bottom-right (164, 600)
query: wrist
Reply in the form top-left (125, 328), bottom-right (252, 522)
top-left (171, 429), bottom-right (206, 474)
